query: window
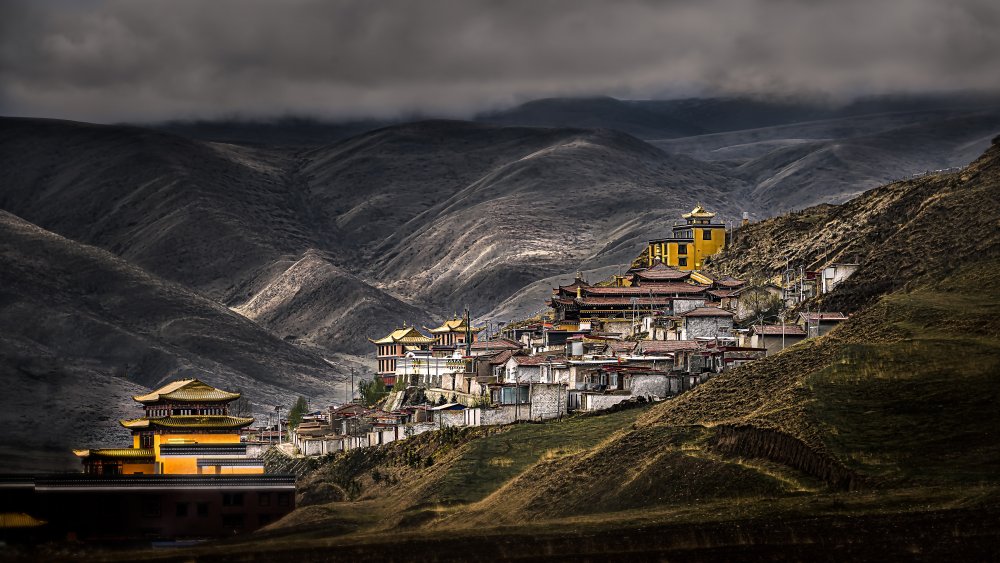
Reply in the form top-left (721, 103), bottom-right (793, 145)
top-left (677, 244), bottom-right (687, 255)
top-left (141, 497), bottom-right (161, 518)
top-left (223, 493), bottom-right (244, 506)
top-left (176, 503), bottom-right (189, 517)
top-left (703, 229), bottom-right (712, 240)
top-left (222, 514), bottom-right (245, 528)
top-left (197, 502), bottom-right (209, 517)
top-left (277, 493), bottom-right (291, 507)
top-left (679, 257), bottom-right (688, 267)
top-left (258, 492), bottom-right (271, 506)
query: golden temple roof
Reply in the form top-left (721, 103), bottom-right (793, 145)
top-left (73, 448), bottom-right (155, 459)
top-left (133, 379), bottom-right (241, 404)
top-left (370, 326), bottom-right (435, 345)
top-left (120, 416), bottom-right (254, 430)
top-left (682, 205), bottom-right (716, 219)
top-left (0, 513), bottom-right (46, 529)
top-left (426, 318), bottom-right (484, 334)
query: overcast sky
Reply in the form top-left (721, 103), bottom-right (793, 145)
top-left (2, 0), bottom-right (999, 123)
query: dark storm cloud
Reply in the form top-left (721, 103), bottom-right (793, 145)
top-left (1, 0), bottom-right (999, 122)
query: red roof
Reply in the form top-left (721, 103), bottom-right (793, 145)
top-left (633, 262), bottom-right (691, 281)
top-left (751, 324), bottom-right (806, 336)
top-left (583, 282), bottom-right (707, 296)
top-left (708, 289), bottom-right (737, 298)
top-left (482, 349), bottom-right (516, 365)
top-left (511, 355), bottom-right (566, 366)
top-left (716, 277), bottom-right (746, 288)
top-left (681, 306), bottom-right (734, 318)
top-left (577, 297), bottom-right (674, 306)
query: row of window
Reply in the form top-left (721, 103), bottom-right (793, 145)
top-left (147, 407), bottom-right (227, 417)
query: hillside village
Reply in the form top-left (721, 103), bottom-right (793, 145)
top-left (285, 205), bottom-right (857, 456)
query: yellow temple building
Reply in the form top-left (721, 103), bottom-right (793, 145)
top-left (370, 326), bottom-right (436, 386)
top-left (642, 205), bottom-right (727, 271)
top-left (425, 316), bottom-right (482, 347)
top-left (74, 379), bottom-right (262, 475)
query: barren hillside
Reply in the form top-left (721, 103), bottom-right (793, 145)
top-left (0, 210), bottom-right (348, 470)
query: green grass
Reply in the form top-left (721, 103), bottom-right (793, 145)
top-left (423, 406), bottom-right (649, 506)
top-left (806, 278), bottom-right (1000, 486)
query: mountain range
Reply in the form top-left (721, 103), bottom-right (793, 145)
top-left (2, 94), bottom-right (999, 471)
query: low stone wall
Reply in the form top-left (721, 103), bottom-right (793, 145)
top-left (580, 393), bottom-right (632, 412)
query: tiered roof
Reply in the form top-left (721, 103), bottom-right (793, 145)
top-left (370, 326), bottom-right (435, 345)
top-left (683, 204), bottom-right (716, 219)
top-left (73, 448), bottom-right (155, 459)
top-left (427, 317), bottom-right (483, 334)
top-left (633, 261), bottom-right (691, 282)
top-left (120, 415), bottom-right (254, 430)
top-left (134, 379), bottom-right (240, 404)
top-left (584, 283), bottom-right (708, 296)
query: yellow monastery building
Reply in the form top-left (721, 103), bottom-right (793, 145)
top-left (642, 205), bottom-right (727, 271)
top-left (74, 379), bottom-right (262, 475)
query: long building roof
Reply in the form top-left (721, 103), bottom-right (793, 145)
top-left (73, 448), bottom-right (155, 459)
top-left (134, 379), bottom-right (240, 404)
top-left (120, 415), bottom-right (254, 430)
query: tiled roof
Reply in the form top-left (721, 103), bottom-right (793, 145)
top-left (0, 513), bottom-right (46, 529)
top-left (708, 289), bottom-right (738, 298)
top-left (583, 282), bottom-right (707, 296)
top-left (716, 277), bottom-right (746, 288)
top-left (637, 340), bottom-right (701, 353)
top-left (634, 262), bottom-right (691, 281)
top-left (427, 318), bottom-right (483, 334)
top-left (488, 349), bottom-right (515, 365)
top-left (682, 205), bottom-right (716, 219)
top-left (370, 326), bottom-right (435, 345)
top-left (73, 448), bottom-right (155, 459)
top-left (681, 306), bottom-right (734, 317)
top-left (134, 379), bottom-right (240, 404)
top-left (799, 312), bottom-right (848, 322)
top-left (751, 324), bottom-right (807, 336)
top-left (511, 354), bottom-right (566, 366)
top-left (606, 341), bottom-right (638, 353)
top-left (120, 416), bottom-right (254, 430)
top-left (577, 297), bottom-right (674, 306)
top-left (470, 338), bottom-right (522, 350)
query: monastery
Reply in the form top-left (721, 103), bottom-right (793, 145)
top-left (74, 379), bottom-right (262, 475)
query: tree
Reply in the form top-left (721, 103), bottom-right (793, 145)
top-left (436, 395), bottom-right (447, 406)
top-left (287, 396), bottom-right (309, 429)
top-left (229, 388), bottom-right (253, 417)
top-left (738, 286), bottom-right (783, 323)
top-left (358, 376), bottom-right (388, 407)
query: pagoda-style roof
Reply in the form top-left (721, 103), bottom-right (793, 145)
top-left (370, 326), bottom-right (435, 345)
top-left (134, 379), bottom-right (240, 404)
top-left (120, 416), bottom-right (254, 430)
top-left (73, 448), bottom-right (155, 459)
top-left (682, 205), bottom-right (716, 219)
top-left (633, 261), bottom-right (691, 282)
top-left (426, 318), bottom-right (483, 334)
top-left (0, 512), bottom-right (47, 529)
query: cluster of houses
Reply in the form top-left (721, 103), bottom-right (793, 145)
top-left (290, 206), bottom-right (856, 457)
